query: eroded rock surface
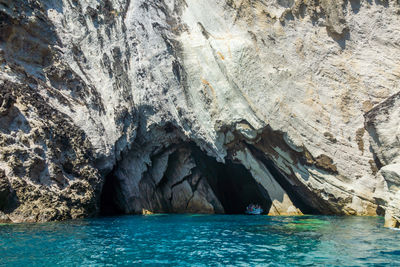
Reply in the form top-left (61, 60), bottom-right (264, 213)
top-left (366, 91), bottom-right (400, 227)
top-left (0, 0), bottom-right (400, 227)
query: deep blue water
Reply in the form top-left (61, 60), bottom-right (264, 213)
top-left (1, 215), bottom-right (400, 266)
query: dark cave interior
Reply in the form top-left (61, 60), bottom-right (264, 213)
top-left (100, 171), bottom-right (124, 216)
top-left (190, 145), bottom-right (273, 214)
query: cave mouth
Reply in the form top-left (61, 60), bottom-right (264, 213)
top-left (189, 144), bottom-right (320, 215)
top-left (99, 143), bottom-right (318, 216)
top-left (209, 159), bottom-right (273, 214)
top-left (99, 171), bottom-right (124, 216)
top-left (189, 146), bottom-right (273, 214)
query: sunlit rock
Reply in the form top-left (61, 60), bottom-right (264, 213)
top-left (0, 0), bottom-right (399, 228)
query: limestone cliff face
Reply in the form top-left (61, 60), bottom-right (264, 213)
top-left (0, 0), bottom-right (399, 226)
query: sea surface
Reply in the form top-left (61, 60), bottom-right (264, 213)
top-left (1, 215), bottom-right (400, 266)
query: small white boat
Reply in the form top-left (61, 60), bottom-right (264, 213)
top-left (245, 204), bottom-right (263, 215)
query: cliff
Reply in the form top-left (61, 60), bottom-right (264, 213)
top-left (0, 0), bottom-right (400, 227)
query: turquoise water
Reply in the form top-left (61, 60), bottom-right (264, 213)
top-left (1, 215), bottom-right (400, 266)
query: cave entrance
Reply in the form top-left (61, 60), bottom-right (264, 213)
top-left (190, 144), bottom-right (319, 215)
top-left (211, 159), bottom-right (272, 214)
top-left (99, 171), bottom-right (124, 216)
top-left (98, 143), bottom-right (318, 216)
top-left (190, 146), bottom-right (273, 214)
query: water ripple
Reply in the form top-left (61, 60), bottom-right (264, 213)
top-left (1, 215), bottom-right (400, 266)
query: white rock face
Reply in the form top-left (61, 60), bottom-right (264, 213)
top-left (365, 91), bottom-right (400, 227)
top-left (0, 0), bottom-right (400, 227)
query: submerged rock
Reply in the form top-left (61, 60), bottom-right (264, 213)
top-left (0, 0), bottom-right (399, 227)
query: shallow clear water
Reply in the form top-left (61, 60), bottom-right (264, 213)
top-left (1, 215), bottom-right (400, 266)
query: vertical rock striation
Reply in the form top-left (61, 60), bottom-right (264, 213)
top-left (0, 0), bottom-right (400, 227)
